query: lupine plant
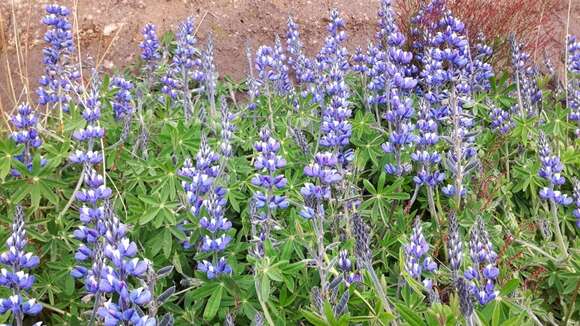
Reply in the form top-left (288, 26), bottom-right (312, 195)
top-left (0, 2), bottom-right (579, 325)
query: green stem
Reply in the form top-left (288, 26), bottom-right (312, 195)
top-left (366, 265), bottom-right (394, 317)
top-left (550, 200), bottom-right (569, 260)
top-left (255, 276), bottom-right (275, 326)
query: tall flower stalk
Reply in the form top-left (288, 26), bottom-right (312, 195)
top-left (161, 17), bottom-right (204, 122)
top-left (0, 206), bottom-right (42, 326)
top-left (134, 23), bottom-right (161, 159)
top-left (180, 102), bottom-right (236, 281)
top-left (567, 35), bottom-right (580, 138)
top-left (250, 128), bottom-right (288, 326)
top-left (403, 219), bottom-right (438, 298)
top-left (37, 4), bottom-right (79, 127)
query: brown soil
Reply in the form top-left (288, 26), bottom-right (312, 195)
top-left (0, 0), bottom-right (577, 113)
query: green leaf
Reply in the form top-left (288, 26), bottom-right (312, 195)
top-left (260, 273), bottom-right (271, 301)
top-left (491, 301), bottom-right (501, 326)
top-left (162, 228), bottom-right (172, 258)
top-left (500, 279), bottom-right (519, 296)
top-left (395, 302), bottom-right (425, 326)
top-left (203, 285), bottom-right (223, 321)
top-left (140, 208), bottom-right (160, 225)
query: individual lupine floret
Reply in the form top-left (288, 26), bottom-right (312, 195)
top-left (10, 104), bottom-right (46, 177)
top-left (567, 35), bottom-right (580, 137)
top-left (139, 23), bottom-right (161, 70)
top-left (464, 218), bottom-right (499, 305)
top-left (403, 219), bottom-right (438, 291)
top-left (0, 206), bottom-right (42, 321)
top-left (37, 4), bottom-right (79, 112)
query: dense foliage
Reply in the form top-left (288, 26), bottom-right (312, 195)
top-left (0, 1), bottom-right (579, 325)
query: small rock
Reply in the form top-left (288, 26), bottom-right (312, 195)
top-left (104, 60), bottom-right (114, 69)
top-left (103, 23), bottom-right (121, 36)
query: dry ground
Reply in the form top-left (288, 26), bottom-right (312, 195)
top-left (0, 0), bottom-right (577, 112)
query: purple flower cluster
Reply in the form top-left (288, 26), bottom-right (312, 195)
top-left (367, 1), bottom-right (417, 105)
top-left (537, 133), bottom-right (573, 205)
top-left (300, 152), bottom-right (343, 219)
top-left (37, 4), bottom-right (78, 111)
top-left (567, 35), bottom-right (580, 137)
top-left (161, 17), bottom-right (204, 119)
top-left (368, 1), bottom-right (418, 176)
top-left (431, 13), bottom-right (478, 200)
top-left (252, 128), bottom-right (288, 212)
top-left (10, 104), bottom-right (46, 177)
top-left (469, 33), bottom-right (494, 92)
top-left (489, 101), bottom-right (513, 135)
top-left (404, 220), bottom-right (437, 290)
top-left (382, 90), bottom-right (416, 176)
top-left (179, 137), bottom-right (233, 279)
top-left (139, 23), bottom-right (161, 70)
top-left (286, 17), bottom-right (314, 91)
top-left (0, 206), bottom-right (42, 320)
top-left (69, 92), bottom-right (105, 165)
top-left (70, 169), bottom-right (111, 278)
top-left (251, 128), bottom-right (288, 256)
top-left (573, 179), bottom-right (580, 228)
top-left (336, 250), bottom-right (362, 286)
top-left (316, 10), bottom-right (352, 154)
top-left (447, 213), bottom-right (463, 275)
top-left (464, 218), bottom-right (499, 305)
top-left (110, 77), bottom-right (134, 121)
top-left (412, 102), bottom-right (444, 187)
top-left (200, 36), bottom-right (218, 116)
top-left (509, 34), bottom-right (542, 117)
top-left (254, 37), bottom-right (292, 98)
top-left (95, 207), bottom-right (153, 325)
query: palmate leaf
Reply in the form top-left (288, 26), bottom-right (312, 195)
top-left (4, 153), bottom-right (63, 208)
top-left (0, 139), bottom-right (21, 182)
